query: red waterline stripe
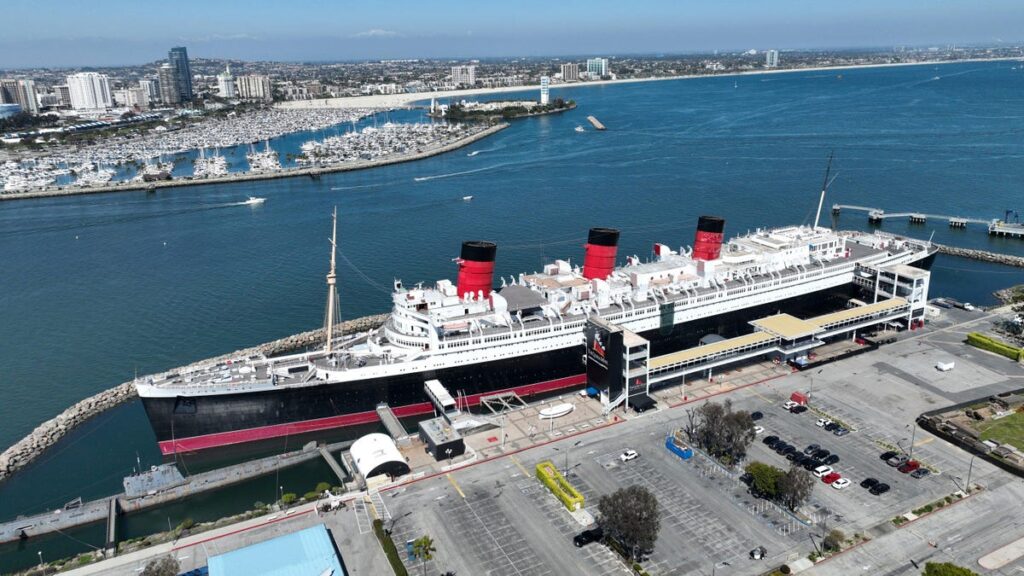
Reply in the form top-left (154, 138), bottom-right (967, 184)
top-left (158, 373), bottom-right (588, 455)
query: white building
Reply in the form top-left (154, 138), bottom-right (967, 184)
top-left (766, 50), bottom-right (779, 68)
top-left (113, 87), bottom-right (149, 108)
top-left (216, 65), bottom-right (236, 99)
top-left (140, 78), bottom-right (160, 103)
top-left (560, 63), bottom-right (579, 82)
top-left (451, 65), bottom-right (477, 87)
top-left (66, 72), bottom-right (113, 110)
top-left (540, 76), bottom-right (550, 105)
top-left (236, 74), bottom-right (273, 102)
top-left (1, 79), bottom-right (39, 114)
top-left (586, 58), bottom-right (609, 78)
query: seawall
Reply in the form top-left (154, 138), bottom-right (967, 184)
top-left (0, 313), bottom-right (388, 483)
top-left (0, 123), bottom-right (508, 202)
top-left (935, 243), bottom-right (1024, 268)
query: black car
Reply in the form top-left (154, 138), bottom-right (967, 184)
top-left (823, 422), bottom-right (839, 432)
top-left (793, 454), bottom-right (811, 467)
top-left (813, 448), bottom-right (831, 459)
top-left (880, 451), bottom-right (897, 461)
top-left (751, 411), bottom-right (764, 421)
top-left (574, 527), bottom-right (604, 547)
top-left (773, 442), bottom-right (790, 455)
top-left (860, 477), bottom-right (878, 489)
top-left (786, 451), bottom-right (800, 461)
top-left (802, 459), bottom-right (819, 471)
top-left (740, 472), bottom-right (754, 486)
top-left (823, 454), bottom-right (840, 466)
top-left (870, 483), bottom-right (891, 495)
top-left (791, 405), bottom-right (809, 414)
top-left (763, 435), bottom-right (780, 447)
top-left (803, 444), bottom-right (820, 455)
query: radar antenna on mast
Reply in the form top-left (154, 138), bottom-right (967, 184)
top-left (813, 151), bottom-right (836, 230)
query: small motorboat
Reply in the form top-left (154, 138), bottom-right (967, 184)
top-left (539, 403), bottom-right (575, 419)
top-left (243, 196), bottom-right (266, 205)
top-left (574, 126), bottom-right (585, 133)
top-left (462, 195), bottom-right (473, 201)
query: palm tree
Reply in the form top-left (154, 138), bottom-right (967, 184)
top-left (412, 535), bottom-right (436, 576)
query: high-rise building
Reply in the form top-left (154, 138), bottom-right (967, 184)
top-left (539, 76), bottom-right (550, 105)
top-left (0, 79), bottom-right (38, 113)
top-left (236, 75), bottom-right (273, 102)
top-left (114, 87), bottom-right (149, 108)
top-left (37, 93), bottom-right (59, 108)
top-left (140, 78), bottom-right (160, 104)
top-left (586, 58), bottom-right (609, 78)
top-left (158, 64), bottom-right (180, 105)
top-left (560, 63), bottom-right (579, 82)
top-left (766, 50), bottom-right (779, 68)
top-left (54, 85), bottom-right (71, 108)
top-left (217, 65), bottom-right (236, 99)
top-left (66, 72), bottom-right (113, 110)
top-left (168, 46), bottom-right (193, 102)
top-left (451, 65), bottom-right (477, 87)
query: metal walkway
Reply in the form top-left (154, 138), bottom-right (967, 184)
top-left (376, 403), bottom-right (408, 439)
top-left (832, 204), bottom-right (990, 226)
top-left (318, 445), bottom-right (350, 484)
top-left (105, 497), bottom-right (117, 550)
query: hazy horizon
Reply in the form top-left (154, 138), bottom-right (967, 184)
top-left (2, 0), bottom-right (1023, 69)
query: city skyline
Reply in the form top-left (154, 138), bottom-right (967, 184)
top-left (2, 0), bottom-right (1023, 68)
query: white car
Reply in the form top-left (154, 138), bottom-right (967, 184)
top-left (753, 426), bottom-right (765, 435)
top-left (963, 303), bottom-right (975, 311)
top-left (813, 465), bottom-right (833, 478)
top-left (816, 418), bottom-right (832, 428)
top-left (782, 400), bottom-right (799, 410)
top-left (620, 449), bottom-right (639, 463)
top-left (831, 478), bottom-right (851, 490)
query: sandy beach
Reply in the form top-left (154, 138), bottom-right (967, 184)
top-left (278, 57), bottom-right (1023, 111)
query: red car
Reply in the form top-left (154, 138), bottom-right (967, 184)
top-left (898, 460), bottom-right (920, 474)
top-left (822, 472), bottom-right (841, 484)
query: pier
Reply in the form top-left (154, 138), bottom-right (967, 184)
top-left (586, 115), bottom-right (606, 130)
top-left (375, 403), bottom-right (409, 440)
top-left (832, 204), bottom-right (991, 227)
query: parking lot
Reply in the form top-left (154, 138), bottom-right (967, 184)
top-left (375, 308), bottom-right (1023, 576)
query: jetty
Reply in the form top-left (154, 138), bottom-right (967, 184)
top-left (587, 115), bottom-right (606, 130)
top-left (0, 440), bottom-right (354, 545)
top-left (833, 204), bottom-right (1024, 239)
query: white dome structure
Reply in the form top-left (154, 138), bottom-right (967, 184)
top-left (350, 433), bottom-right (410, 479)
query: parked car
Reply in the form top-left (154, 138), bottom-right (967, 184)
top-left (740, 473), bottom-right (754, 486)
top-left (898, 460), bottom-right (920, 474)
top-left (823, 454), bottom-right (840, 466)
top-left (751, 411), bottom-right (764, 421)
top-left (803, 459), bottom-right (819, 471)
top-left (749, 545), bottom-right (768, 560)
top-left (880, 451), bottom-right (898, 461)
top-left (804, 444), bottom-right (820, 455)
top-left (786, 451), bottom-right (800, 461)
top-left (782, 400), bottom-right (798, 410)
top-left (910, 468), bottom-right (931, 479)
top-left (887, 454), bottom-right (909, 467)
top-left (813, 465), bottom-right (834, 478)
top-left (813, 448), bottom-right (831, 460)
top-left (824, 422), bottom-right (839, 432)
top-left (822, 472), bottom-right (841, 484)
top-left (791, 405), bottom-right (808, 414)
top-left (574, 527), bottom-right (604, 547)
top-left (860, 477), bottom-right (879, 489)
top-left (753, 425), bottom-right (765, 435)
top-left (816, 418), bottom-right (832, 428)
top-left (833, 427), bottom-right (850, 437)
top-left (870, 483), bottom-right (891, 495)
top-left (620, 449), bottom-right (639, 463)
top-left (832, 478), bottom-right (851, 490)
top-left (763, 435), bottom-right (780, 447)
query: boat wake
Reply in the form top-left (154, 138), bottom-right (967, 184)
top-left (330, 183), bottom-right (388, 191)
top-left (414, 165), bottom-right (505, 182)
top-left (466, 151), bottom-right (480, 157)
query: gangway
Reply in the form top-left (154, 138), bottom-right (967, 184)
top-left (375, 403), bottom-right (409, 440)
top-left (479, 391), bottom-right (529, 416)
top-left (105, 497), bottom-right (118, 551)
top-left (318, 445), bottom-right (350, 484)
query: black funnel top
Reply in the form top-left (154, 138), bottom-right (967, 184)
top-left (460, 240), bottom-right (497, 262)
top-left (696, 216), bottom-right (725, 234)
top-left (587, 227), bottom-right (620, 247)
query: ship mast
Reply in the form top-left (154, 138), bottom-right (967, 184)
top-left (813, 151), bottom-right (835, 230)
top-left (324, 208), bottom-right (341, 354)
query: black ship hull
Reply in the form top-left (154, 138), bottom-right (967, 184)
top-left (143, 284), bottom-right (863, 454)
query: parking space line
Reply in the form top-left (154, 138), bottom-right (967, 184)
top-left (510, 454), bottom-right (531, 478)
top-left (447, 473), bottom-right (466, 499)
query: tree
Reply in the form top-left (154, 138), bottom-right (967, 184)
top-left (922, 563), bottom-right (980, 576)
top-left (744, 462), bottom-right (783, 499)
top-left (684, 400), bottom-right (755, 464)
top-left (141, 556), bottom-right (179, 576)
top-left (778, 465), bottom-right (815, 511)
top-left (412, 535), bottom-right (436, 576)
top-left (822, 529), bottom-right (845, 552)
top-left (597, 485), bottom-right (661, 560)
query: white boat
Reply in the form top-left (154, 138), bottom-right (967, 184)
top-left (462, 195), bottom-right (473, 201)
top-left (539, 403), bottom-right (575, 420)
top-left (243, 196), bottom-right (266, 205)
top-left (574, 126), bottom-right (585, 133)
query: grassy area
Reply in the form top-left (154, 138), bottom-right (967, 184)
top-left (978, 410), bottom-right (1024, 449)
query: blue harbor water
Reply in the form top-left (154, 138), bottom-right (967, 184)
top-left (2, 60), bottom-right (1024, 572)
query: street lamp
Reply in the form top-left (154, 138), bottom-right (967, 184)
top-left (906, 422), bottom-right (918, 460)
top-left (553, 440), bottom-right (584, 476)
top-left (712, 560), bottom-right (731, 575)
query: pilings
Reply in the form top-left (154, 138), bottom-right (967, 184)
top-left (0, 313), bottom-right (388, 483)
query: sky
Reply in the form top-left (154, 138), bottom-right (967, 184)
top-left (2, 0), bottom-right (1023, 68)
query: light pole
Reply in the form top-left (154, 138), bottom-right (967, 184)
top-left (445, 448), bottom-right (453, 467)
top-left (553, 440), bottom-right (583, 476)
top-left (966, 453), bottom-right (976, 492)
top-left (712, 560), bottom-right (731, 575)
top-left (907, 422), bottom-right (918, 460)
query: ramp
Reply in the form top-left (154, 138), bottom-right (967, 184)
top-left (376, 403), bottom-right (408, 439)
top-left (105, 498), bottom-right (118, 550)
top-left (318, 445), bottom-right (350, 484)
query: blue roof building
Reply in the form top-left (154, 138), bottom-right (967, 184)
top-left (208, 523), bottom-right (345, 576)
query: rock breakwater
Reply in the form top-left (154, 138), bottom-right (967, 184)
top-left (935, 244), bottom-right (1024, 268)
top-left (0, 313), bottom-right (388, 483)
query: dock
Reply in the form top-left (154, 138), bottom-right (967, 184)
top-left (587, 115), bottom-right (606, 130)
top-left (0, 439), bottom-right (352, 545)
top-left (833, 204), bottom-right (992, 227)
top-left (376, 403), bottom-right (409, 440)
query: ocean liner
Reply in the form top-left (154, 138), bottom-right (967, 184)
top-left (137, 205), bottom-right (936, 454)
